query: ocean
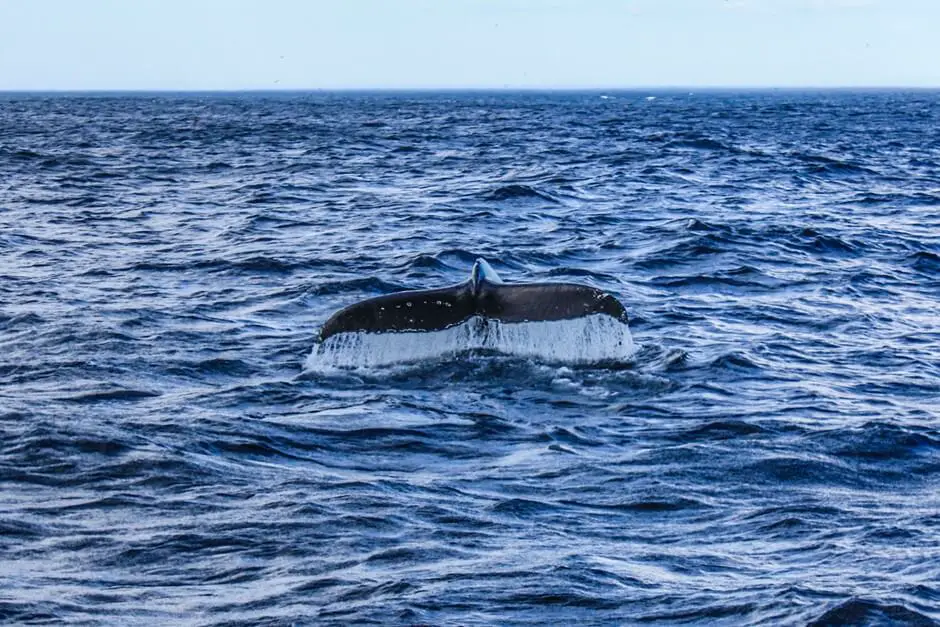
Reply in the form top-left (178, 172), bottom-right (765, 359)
top-left (1, 90), bottom-right (938, 625)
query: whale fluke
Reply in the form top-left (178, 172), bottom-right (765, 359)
top-left (318, 258), bottom-right (628, 342)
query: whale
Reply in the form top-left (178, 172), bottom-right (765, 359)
top-left (309, 258), bottom-right (635, 368)
top-left (319, 258), bottom-right (628, 341)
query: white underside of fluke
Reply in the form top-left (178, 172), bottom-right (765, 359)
top-left (305, 314), bottom-right (635, 371)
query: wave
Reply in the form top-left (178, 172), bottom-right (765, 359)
top-left (798, 153), bottom-right (878, 176)
top-left (808, 598), bottom-right (936, 626)
top-left (680, 420), bottom-right (766, 440)
top-left (65, 388), bottom-right (161, 403)
top-left (484, 184), bottom-right (561, 203)
top-left (849, 191), bottom-right (940, 206)
top-left (308, 277), bottom-right (404, 296)
top-left (799, 229), bottom-right (859, 255)
top-left (821, 421), bottom-right (940, 460)
top-left (3, 148), bottom-right (43, 161)
top-left (631, 238), bottom-right (727, 270)
top-left (167, 358), bottom-right (253, 377)
top-left (665, 137), bottom-right (734, 152)
top-left (129, 256), bottom-right (340, 275)
top-left (651, 266), bottom-right (787, 291)
top-left (740, 455), bottom-right (859, 487)
top-left (909, 251), bottom-right (940, 274)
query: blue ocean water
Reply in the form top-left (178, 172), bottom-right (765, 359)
top-left (1, 90), bottom-right (939, 625)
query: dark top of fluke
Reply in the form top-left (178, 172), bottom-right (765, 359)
top-left (319, 258), bottom-right (628, 341)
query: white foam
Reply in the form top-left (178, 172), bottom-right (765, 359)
top-left (305, 314), bottom-right (636, 371)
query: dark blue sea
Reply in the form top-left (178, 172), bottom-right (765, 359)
top-left (1, 90), bottom-right (939, 626)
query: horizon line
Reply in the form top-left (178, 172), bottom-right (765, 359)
top-left (2, 85), bottom-right (940, 94)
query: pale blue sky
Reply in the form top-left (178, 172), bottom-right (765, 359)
top-left (0, 0), bottom-right (937, 90)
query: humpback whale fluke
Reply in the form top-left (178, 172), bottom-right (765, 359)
top-left (308, 258), bottom-right (634, 368)
top-left (318, 258), bottom-right (628, 342)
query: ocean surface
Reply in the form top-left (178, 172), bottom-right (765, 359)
top-left (1, 90), bottom-right (939, 626)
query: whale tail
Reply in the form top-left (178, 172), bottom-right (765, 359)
top-left (318, 258), bottom-right (628, 342)
top-left (308, 258), bottom-right (634, 368)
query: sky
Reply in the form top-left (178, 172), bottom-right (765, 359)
top-left (0, 0), bottom-right (937, 90)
